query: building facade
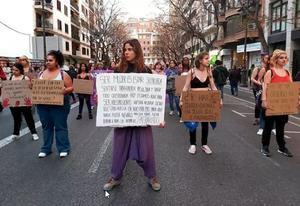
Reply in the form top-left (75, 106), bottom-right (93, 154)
top-left (126, 18), bottom-right (160, 65)
top-left (32, 0), bottom-right (102, 64)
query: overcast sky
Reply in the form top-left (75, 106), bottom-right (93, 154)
top-left (0, 0), bottom-right (165, 58)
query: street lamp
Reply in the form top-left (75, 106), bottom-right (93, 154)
top-left (42, 0), bottom-right (52, 62)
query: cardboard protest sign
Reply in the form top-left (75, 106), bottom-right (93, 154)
top-left (73, 79), bottom-right (94, 94)
top-left (175, 76), bottom-right (187, 96)
top-left (32, 80), bottom-right (64, 105)
top-left (1, 80), bottom-right (32, 107)
top-left (96, 73), bottom-right (166, 127)
top-left (266, 82), bottom-right (299, 116)
top-left (181, 90), bottom-right (221, 122)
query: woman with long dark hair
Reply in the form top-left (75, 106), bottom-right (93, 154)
top-left (37, 50), bottom-right (73, 158)
top-left (9, 63), bottom-right (39, 141)
top-left (76, 63), bottom-right (92, 120)
top-left (103, 39), bottom-right (162, 192)
top-left (180, 52), bottom-right (222, 155)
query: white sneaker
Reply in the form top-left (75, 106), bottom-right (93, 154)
top-left (257, 129), bottom-right (263, 136)
top-left (32, 134), bottom-right (39, 141)
top-left (201, 145), bottom-right (213, 155)
top-left (38, 152), bottom-right (47, 158)
top-left (188, 145), bottom-right (196, 154)
top-left (272, 129), bottom-right (276, 135)
top-left (11, 135), bottom-right (20, 141)
top-left (179, 119), bottom-right (183, 123)
top-left (59, 152), bottom-right (69, 158)
top-left (169, 111), bottom-right (174, 115)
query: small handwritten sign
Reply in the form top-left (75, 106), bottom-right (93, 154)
top-left (73, 79), bottom-right (94, 94)
top-left (32, 80), bottom-right (64, 105)
top-left (1, 80), bottom-right (32, 107)
top-left (175, 76), bottom-right (187, 96)
top-left (266, 82), bottom-right (299, 116)
top-left (182, 90), bottom-right (221, 122)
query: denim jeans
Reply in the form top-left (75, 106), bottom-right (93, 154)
top-left (37, 96), bottom-right (71, 154)
top-left (230, 82), bottom-right (238, 96)
top-left (167, 92), bottom-right (180, 112)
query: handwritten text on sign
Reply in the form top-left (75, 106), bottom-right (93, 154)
top-left (1, 80), bottom-right (32, 107)
top-left (96, 73), bottom-right (166, 127)
top-left (73, 79), bottom-right (94, 94)
top-left (32, 80), bottom-right (64, 105)
top-left (266, 82), bottom-right (299, 116)
top-left (182, 91), bottom-right (221, 122)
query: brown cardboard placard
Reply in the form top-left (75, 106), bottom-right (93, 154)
top-left (175, 75), bottom-right (187, 96)
top-left (73, 78), bottom-right (94, 94)
top-left (266, 82), bottom-right (299, 116)
top-left (32, 79), bottom-right (64, 105)
top-left (1, 80), bottom-right (32, 107)
top-left (181, 90), bottom-right (221, 122)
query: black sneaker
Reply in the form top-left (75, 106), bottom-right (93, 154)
top-left (278, 148), bottom-right (293, 157)
top-left (89, 113), bottom-right (93, 119)
top-left (76, 114), bottom-right (82, 120)
top-left (261, 147), bottom-right (270, 157)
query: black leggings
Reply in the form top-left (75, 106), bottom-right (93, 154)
top-left (189, 122), bottom-right (209, 145)
top-left (78, 94), bottom-right (91, 114)
top-left (262, 115), bottom-right (287, 149)
top-left (10, 107), bottom-right (37, 135)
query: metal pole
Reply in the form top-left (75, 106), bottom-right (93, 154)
top-left (42, 0), bottom-right (47, 63)
top-left (242, 7), bottom-right (248, 87)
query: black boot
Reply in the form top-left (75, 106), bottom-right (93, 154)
top-left (76, 114), bottom-right (82, 120)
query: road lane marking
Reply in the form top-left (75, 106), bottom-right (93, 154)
top-left (0, 102), bottom-right (79, 149)
top-left (284, 135), bottom-right (292, 139)
top-left (232, 110), bottom-right (246, 117)
top-left (285, 131), bottom-right (300, 134)
top-left (88, 129), bottom-right (113, 174)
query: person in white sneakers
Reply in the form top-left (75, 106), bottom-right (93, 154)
top-left (180, 52), bottom-right (222, 155)
top-left (7, 63), bottom-right (39, 141)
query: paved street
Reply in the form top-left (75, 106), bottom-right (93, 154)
top-left (1, 87), bottom-right (300, 206)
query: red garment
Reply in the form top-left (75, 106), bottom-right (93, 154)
top-left (271, 69), bottom-right (290, 83)
top-left (0, 68), bottom-right (7, 80)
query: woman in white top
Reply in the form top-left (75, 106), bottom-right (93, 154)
top-left (37, 50), bottom-right (73, 158)
top-left (9, 63), bottom-right (39, 141)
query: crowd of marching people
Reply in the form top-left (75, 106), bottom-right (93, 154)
top-left (0, 38), bottom-right (300, 193)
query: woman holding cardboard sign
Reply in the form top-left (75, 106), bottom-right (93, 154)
top-left (37, 50), bottom-right (73, 158)
top-left (261, 49), bottom-right (297, 157)
top-left (103, 39), bottom-right (163, 192)
top-left (8, 63), bottom-right (39, 141)
top-left (76, 63), bottom-right (93, 120)
top-left (180, 52), bottom-right (222, 155)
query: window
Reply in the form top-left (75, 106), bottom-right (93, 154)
top-left (65, 24), bottom-right (69, 34)
top-left (57, 0), bottom-right (61, 11)
top-left (82, 47), bottom-right (86, 55)
top-left (87, 49), bottom-right (89, 56)
top-left (82, 33), bottom-right (85, 41)
top-left (57, 19), bottom-right (62, 30)
top-left (64, 5), bottom-right (68, 16)
top-left (296, 0), bottom-right (300, 28)
top-left (270, 1), bottom-right (287, 33)
top-left (65, 42), bottom-right (70, 51)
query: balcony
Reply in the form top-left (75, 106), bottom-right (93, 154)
top-left (224, 29), bottom-right (259, 44)
top-left (35, 20), bottom-right (53, 30)
top-left (71, 0), bottom-right (79, 12)
top-left (34, 0), bottom-right (53, 15)
top-left (71, 13), bottom-right (80, 27)
top-left (89, 0), bottom-right (95, 12)
top-left (225, 8), bottom-right (240, 19)
top-left (213, 39), bottom-right (225, 47)
top-left (71, 26), bottom-right (80, 41)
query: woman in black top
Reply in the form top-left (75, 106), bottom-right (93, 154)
top-left (181, 52), bottom-right (222, 155)
top-left (76, 63), bottom-right (92, 120)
